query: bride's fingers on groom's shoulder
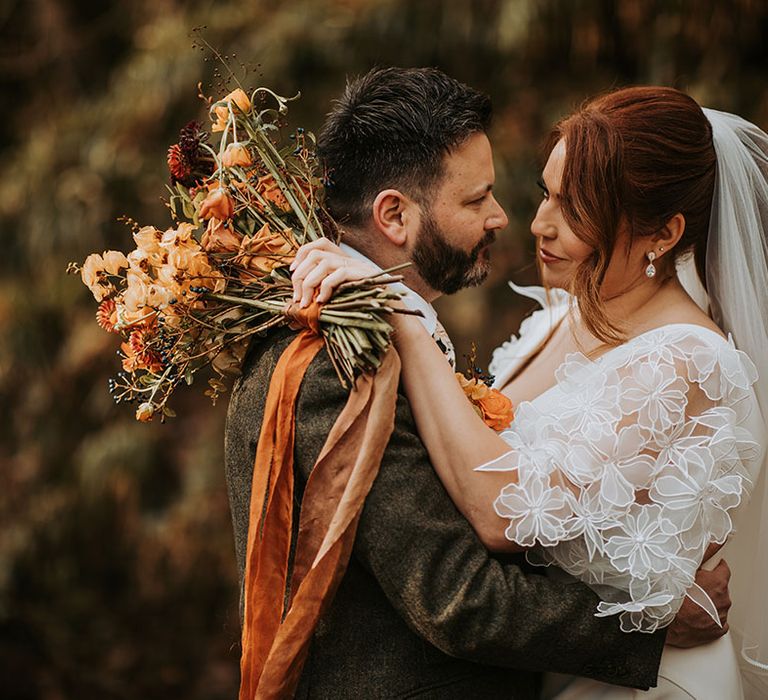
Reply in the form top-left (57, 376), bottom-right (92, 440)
top-left (290, 238), bottom-right (338, 271)
top-left (290, 250), bottom-right (330, 300)
top-left (292, 248), bottom-right (338, 280)
top-left (316, 268), bottom-right (354, 303)
top-left (300, 259), bottom-right (375, 306)
top-left (289, 238), bottom-right (341, 270)
top-left (298, 257), bottom-right (348, 307)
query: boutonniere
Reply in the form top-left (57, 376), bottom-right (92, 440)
top-left (456, 344), bottom-right (514, 431)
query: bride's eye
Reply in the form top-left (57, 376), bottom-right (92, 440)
top-left (536, 178), bottom-right (550, 201)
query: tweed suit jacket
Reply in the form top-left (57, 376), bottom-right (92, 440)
top-left (225, 328), bottom-right (666, 699)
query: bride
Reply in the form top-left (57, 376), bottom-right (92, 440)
top-left (291, 87), bottom-right (768, 699)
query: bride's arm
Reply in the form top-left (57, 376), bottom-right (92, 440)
top-left (392, 315), bottom-right (524, 550)
top-left (290, 240), bottom-right (525, 551)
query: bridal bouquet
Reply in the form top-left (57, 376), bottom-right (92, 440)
top-left (73, 85), bottom-right (408, 422)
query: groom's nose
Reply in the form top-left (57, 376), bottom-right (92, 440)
top-left (487, 195), bottom-right (508, 231)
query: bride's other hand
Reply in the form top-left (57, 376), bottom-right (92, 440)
top-left (289, 239), bottom-right (379, 308)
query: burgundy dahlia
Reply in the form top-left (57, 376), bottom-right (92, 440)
top-left (167, 120), bottom-right (215, 187)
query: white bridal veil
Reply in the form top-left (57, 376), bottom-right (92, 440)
top-left (678, 108), bottom-right (768, 697)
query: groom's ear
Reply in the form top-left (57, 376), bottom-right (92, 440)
top-left (371, 189), bottom-right (420, 247)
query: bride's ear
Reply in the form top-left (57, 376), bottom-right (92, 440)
top-left (371, 189), bottom-right (419, 247)
top-left (652, 213), bottom-right (686, 259)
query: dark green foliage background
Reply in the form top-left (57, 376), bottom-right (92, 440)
top-left (1, 1), bottom-right (765, 697)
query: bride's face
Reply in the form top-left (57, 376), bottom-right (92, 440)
top-left (530, 140), bottom-right (594, 289)
top-left (532, 139), bottom-right (663, 295)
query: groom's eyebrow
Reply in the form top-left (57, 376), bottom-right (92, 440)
top-left (465, 183), bottom-right (494, 199)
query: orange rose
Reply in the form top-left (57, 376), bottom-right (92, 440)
top-left (234, 223), bottom-right (295, 282)
top-left (475, 389), bottom-right (514, 431)
top-left (201, 218), bottom-right (242, 253)
top-left (456, 373), bottom-right (514, 430)
top-left (255, 174), bottom-right (290, 212)
top-left (221, 142), bottom-right (253, 168)
top-left (199, 186), bottom-right (235, 221)
top-left (211, 88), bottom-right (251, 132)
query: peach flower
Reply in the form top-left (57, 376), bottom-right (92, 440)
top-left (102, 250), bottom-right (129, 275)
top-left (133, 226), bottom-right (164, 266)
top-left (122, 270), bottom-right (151, 313)
top-left (81, 252), bottom-right (126, 301)
top-left (160, 222), bottom-right (197, 247)
top-left (127, 248), bottom-right (163, 276)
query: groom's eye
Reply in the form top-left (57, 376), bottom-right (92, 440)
top-left (536, 178), bottom-right (550, 200)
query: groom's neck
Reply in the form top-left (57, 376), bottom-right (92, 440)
top-left (341, 230), bottom-right (440, 302)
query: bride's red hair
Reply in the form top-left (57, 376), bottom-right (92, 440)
top-left (546, 86), bottom-right (717, 344)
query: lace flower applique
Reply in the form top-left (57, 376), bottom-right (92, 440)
top-left (488, 325), bottom-right (761, 632)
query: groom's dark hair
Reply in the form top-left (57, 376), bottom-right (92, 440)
top-left (317, 66), bottom-right (492, 227)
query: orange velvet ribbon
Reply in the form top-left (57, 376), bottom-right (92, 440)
top-left (239, 303), bottom-right (400, 699)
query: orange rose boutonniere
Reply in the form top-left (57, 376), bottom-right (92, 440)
top-left (456, 344), bottom-right (514, 431)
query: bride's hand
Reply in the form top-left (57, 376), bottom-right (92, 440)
top-left (289, 239), bottom-right (379, 308)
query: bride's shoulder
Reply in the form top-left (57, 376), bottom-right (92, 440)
top-left (618, 319), bottom-right (759, 402)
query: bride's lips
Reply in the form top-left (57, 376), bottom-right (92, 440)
top-left (539, 247), bottom-right (565, 264)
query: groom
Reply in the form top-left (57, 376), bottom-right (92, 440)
top-left (225, 67), bottom-right (731, 698)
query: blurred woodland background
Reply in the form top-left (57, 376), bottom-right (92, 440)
top-left (1, 1), bottom-right (767, 697)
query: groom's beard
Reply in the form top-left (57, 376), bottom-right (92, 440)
top-left (411, 211), bottom-right (496, 295)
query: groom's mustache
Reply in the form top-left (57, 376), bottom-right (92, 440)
top-left (470, 229), bottom-right (498, 259)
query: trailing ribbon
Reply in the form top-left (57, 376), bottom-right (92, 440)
top-left (239, 303), bottom-right (400, 699)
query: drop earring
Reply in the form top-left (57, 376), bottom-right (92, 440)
top-left (645, 251), bottom-right (657, 278)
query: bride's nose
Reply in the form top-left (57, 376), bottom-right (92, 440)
top-left (530, 201), bottom-right (556, 239)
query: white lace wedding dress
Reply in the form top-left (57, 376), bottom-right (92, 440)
top-left (485, 286), bottom-right (765, 699)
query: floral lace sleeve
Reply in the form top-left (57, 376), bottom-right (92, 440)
top-left (479, 327), bottom-right (762, 632)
